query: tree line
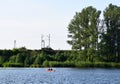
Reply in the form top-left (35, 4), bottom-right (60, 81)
top-left (0, 47), bottom-right (120, 68)
top-left (0, 47), bottom-right (82, 67)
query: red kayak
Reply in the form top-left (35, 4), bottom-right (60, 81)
top-left (47, 68), bottom-right (55, 72)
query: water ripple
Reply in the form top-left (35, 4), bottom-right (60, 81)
top-left (0, 68), bottom-right (120, 84)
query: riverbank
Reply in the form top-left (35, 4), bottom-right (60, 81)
top-left (0, 47), bottom-right (120, 68)
top-left (1, 61), bottom-right (120, 68)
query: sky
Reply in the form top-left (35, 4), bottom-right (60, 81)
top-left (0, 0), bottom-right (119, 50)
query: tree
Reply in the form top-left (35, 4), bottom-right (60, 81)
top-left (9, 55), bottom-right (16, 63)
top-left (15, 53), bottom-right (26, 64)
top-left (24, 56), bottom-right (31, 67)
top-left (55, 52), bottom-right (67, 62)
top-left (67, 6), bottom-right (101, 50)
top-left (101, 4), bottom-right (120, 62)
top-left (0, 56), bottom-right (5, 64)
top-left (67, 6), bottom-right (101, 61)
top-left (34, 53), bottom-right (45, 66)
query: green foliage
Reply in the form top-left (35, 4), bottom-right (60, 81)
top-left (34, 54), bottom-right (45, 66)
top-left (0, 56), bottom-right (5, 64)
top-left (3, 62), bottom-right (23, 67)
top-left (24, 56), bottom-right (34, 67)
top-left (67, 6), bottom-right (101, 50)
top-left (55, 52), bottom-right (67, 61)
top-left (9, 55), bottom-right (16, 63)
top-left (16, 53), bottom-right (26, 63)
top-left (46, 61), bottom-right (71, 67)
top-left (67, 6), bottom-right (101, 62)
top-left (12, 48), bottom-right (19, 55)
top-left (42, 60), bottom-right (49, 67)
top-left (100, 4), bottom-right (120, 62)
top-left (2, 50), bottom-right (13, 57)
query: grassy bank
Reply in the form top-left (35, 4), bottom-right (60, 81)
top-left (1, 61), bottom-right (120, 68)
top-left (46, 61), bottom-right (120, 68)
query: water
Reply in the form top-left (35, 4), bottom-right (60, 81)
top-left (0, 68), bottom-right (120, 84)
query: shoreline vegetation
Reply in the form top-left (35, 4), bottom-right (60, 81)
top-left (0, 47), bottom-right (120, 68)
top-left (2, 61), bottom-right (120, 68)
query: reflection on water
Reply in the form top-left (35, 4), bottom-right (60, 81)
top-left (0, 68), bottom-right (120, 84)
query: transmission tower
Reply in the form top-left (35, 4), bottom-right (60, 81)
top-left (41, 35), bottom-right (45, 49)
top-left (14, 40), bottom-right (16, 48)
top-left (48, 34), bottom-right (50, 48)
top-left (41, 34), bottom-right (51, 49)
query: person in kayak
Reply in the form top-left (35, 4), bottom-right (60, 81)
top-left (47, 68), bottom-right (55, 72)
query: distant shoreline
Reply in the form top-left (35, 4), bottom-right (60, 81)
top-left (0, 47), bottom-right (120, 68)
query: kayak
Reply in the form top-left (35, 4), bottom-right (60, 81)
top-left (47, 68), bottom-right (55, 72)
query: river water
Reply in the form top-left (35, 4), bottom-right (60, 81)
top-left (0, 68), bottom-right (120, 84)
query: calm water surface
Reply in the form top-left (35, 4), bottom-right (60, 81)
top-left (0, 68), bottom-right (120, 84)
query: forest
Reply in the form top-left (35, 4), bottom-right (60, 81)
top-left (0, 47), bottom-right (120, 68)
top-left (0, 47), bottom-right (119, 68)
top-left (0, 4), bottom-right (120, 68)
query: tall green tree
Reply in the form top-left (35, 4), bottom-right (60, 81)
top-left (34, 53), bottom-right (45, 66)
top-left (67, 6), bottom-right (101, 50)
top-left (67, 6), bottom-right (101, 61)
top-left (9, 55), bottom-right (16, 63)
top-left (101, 4), bottom-right (120, 62)
top-left (15, 53), bottom-right (26, 64)
top-left (24, 56), bottom-right (32, 67)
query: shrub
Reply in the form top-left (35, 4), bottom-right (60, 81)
top-left (3, 63), bottom-right (23, 67)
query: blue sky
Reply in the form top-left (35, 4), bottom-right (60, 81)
top-left (0, 0), bottom-right (119, 50)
